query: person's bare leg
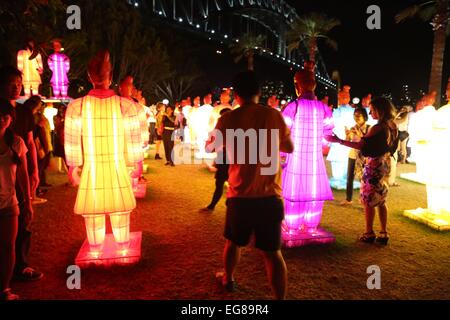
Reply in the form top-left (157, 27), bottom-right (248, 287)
top-left (0, 215), bottom-right (18, 292)
top-left (262, 250), bottom-right (287, 300)
top-left (378, 204), bottom-right (388, 233)
top-left (364, 205), bottom-right (376, 233)
top-left (222, 240), bottom-right (240, 284)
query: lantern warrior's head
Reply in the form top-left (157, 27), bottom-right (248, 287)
top-left (88, 50), bottom-right (113, 89)
top-left (119, 75), bottom-right (134, 99)
top-left (52, 39), bottom-right (62, 53)
top-left (193, 96), bottom-right (201, 107)
top-left (338, 85), bottom-right (351, 106)
top-left (294, 61), bottom-right (316, 97)
top-left (362, 94), bottom-right (372, 108)
top-left (203, 93), bottom-right (212, 105)
top-left (220, 89), bottom-right (231, 105)
top-left (422, 90), bottom-right (437, 107)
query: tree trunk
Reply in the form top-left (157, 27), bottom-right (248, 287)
top-left (247, 50), bottom-right (254, 71)
top-left (429, 0), bottom-right (449, 107)
top-left (309, 37), bottom-right (317, 65)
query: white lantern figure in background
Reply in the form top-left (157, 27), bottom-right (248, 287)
top-left (326, 85), bottom-right (356, 190)
top-left (404, 82), bottom-right (450, 230)
top-left (401, 92), bottom-right (436, 184)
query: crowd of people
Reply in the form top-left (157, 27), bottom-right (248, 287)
top-left (1, 51), bottom-right (443, 300)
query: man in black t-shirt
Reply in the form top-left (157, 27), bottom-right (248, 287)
top-left (0, 65), bottom-right (43, 281)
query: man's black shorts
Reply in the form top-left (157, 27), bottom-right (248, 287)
top-left (224, 196), bottom-right (284, 252)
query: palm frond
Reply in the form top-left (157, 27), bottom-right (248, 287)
top-left (396, 1), bottom-right (437, 23)
top-left (287, 40), bottom-right (300, 53)
top-left (286, 12), bottom-right (340, 58)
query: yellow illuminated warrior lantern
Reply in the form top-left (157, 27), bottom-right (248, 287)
top-left (17, 40), bottom-right (43, 97)
top-left (65, 51), bottom-right (143, 264)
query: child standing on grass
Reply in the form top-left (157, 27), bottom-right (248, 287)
top-left (341, 107), bottom-right (371, 205)
top-left (0, 99), bottom-right (33, 300)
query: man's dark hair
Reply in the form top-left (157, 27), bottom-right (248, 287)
top-left (232, 71), bottom-right (260, 100)
top-left (0, 65), bottom-right (22, 88)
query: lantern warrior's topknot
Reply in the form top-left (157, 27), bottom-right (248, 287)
top-left (88, 50), bottom-right (112, 87)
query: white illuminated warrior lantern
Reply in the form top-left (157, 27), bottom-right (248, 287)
top-left (210, 89), bottom-right (232, 130)
top-left (48, 39), bottom-right (70, 98)
top-left (326, 85), bottom-right (357, 189)
top-left (195, 94), bottom-right (215, 159)
top-left (65, 51), bottom-right (143, 265)
top-left (404, 83), bottom-right (450, 230)
top-left (17, 41), bottom-right (43, 97)
top-left (401, 92), bottom-right (436, 184)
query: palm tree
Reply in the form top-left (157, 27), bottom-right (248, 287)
top-left (286, 12), bottom-right (340, 66)
top-left (229, 33), bottom-right (266, 71)
top-left (396, 0), bottom-right (449, 106)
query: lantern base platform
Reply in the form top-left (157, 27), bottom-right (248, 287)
top-left (329, 178), bottom-right (360, 190)
top-left (75, 232), bottom-right (142, 268)
top-left (282, 228), bottom-right (335, 248)
top-left (399, 173), bottom-right (426, 185)
top-left (403, 208), bottom-right (450, 231)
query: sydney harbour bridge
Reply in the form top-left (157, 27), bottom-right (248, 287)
top-left (129, 0), bottom-right (336, 90)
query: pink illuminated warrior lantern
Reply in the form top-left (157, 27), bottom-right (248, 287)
top-left (17, 40), bottom-right (43, 97)
top-left (65, 51), bottom-right (143, 266)
top-left (281, 61), bottom-right (335, 247)
top-left (48, 39), bottom-right (70, 98)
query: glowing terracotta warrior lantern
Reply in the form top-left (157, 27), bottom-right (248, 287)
top-left (404, 81), bottom-right (450, 230)
top-left (326, 85), bottom-right (357, 190)
top-left (65, 51), bottom-right (143, 267)
top-left (17, 40), bottom-right (43, 97)
top-left (195, 93), bottom-right (215, 159)
top-left (119, 76), bottom-right (147, 199)
top-left (210, 89), bottom-right (231, 130)
top-left (400, 92), bottom-right (436, 184)
top-left (48, 39), bottom-right (70, 98)
top-left (181, 98), bottom-right (191, 144)
top-left (281, 61), bottom-right (335, 247)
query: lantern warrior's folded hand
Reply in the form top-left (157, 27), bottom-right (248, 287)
top-left (68, 166), bottom-right (81, 187)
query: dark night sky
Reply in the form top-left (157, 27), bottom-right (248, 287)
top-left (170, 0), bottom-right (448, 103)
top-left (287, 0), bottom-right (449, 100)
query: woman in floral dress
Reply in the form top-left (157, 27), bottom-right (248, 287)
top-left (330, 97), bottom-right (398, 245)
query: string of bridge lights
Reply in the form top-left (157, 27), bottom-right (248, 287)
top-left (155, 10), bottom-right (336, 88)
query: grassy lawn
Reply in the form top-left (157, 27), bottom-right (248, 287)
top-left (14, 146), bottom-right (450, 300)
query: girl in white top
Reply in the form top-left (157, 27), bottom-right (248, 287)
top-left (0, 99), bottom-right (32, 300)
